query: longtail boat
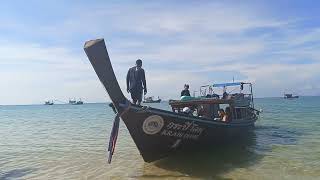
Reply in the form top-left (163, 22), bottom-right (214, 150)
top-left (84, 39), bottom-right (260, 163)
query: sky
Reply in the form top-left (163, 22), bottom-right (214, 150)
top-left (0, 0), bottom-right (320, 105)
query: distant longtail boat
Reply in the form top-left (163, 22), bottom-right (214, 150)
top-left (69, 98), bottom-right (84, 105)
top-left (143, 96), bottom-right (161, 103)
top-left (44, 100), bottom-right (54, 105)
top-left (284, 93), bottom-right (299, 99)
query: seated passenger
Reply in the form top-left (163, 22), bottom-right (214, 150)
top-left (198, 105), bottom-right (213, 118)
top-left (224, 107), bottom-right (231, 122)
top-left (218, 109), bottom-right (225, 121)
top-left (197, 105), bottom-right (205, 117)
top-left (206, 87), bottom-right (219, 99)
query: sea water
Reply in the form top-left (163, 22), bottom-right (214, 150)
top-left (0, 97), bottom-right (319, 179)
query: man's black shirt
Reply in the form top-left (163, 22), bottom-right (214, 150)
top-left (181, 89), bottom-right (190, 96)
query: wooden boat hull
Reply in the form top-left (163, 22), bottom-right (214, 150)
top-left (84, 38), bottom-right (257, 162)
top-left (121, 105), bottom-right (256, 162)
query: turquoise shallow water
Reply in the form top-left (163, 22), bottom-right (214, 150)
top-left (0, 97), bottom-right (320, 179)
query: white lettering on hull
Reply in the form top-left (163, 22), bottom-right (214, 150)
top-left (142, 116), bottom-right (205, 140)
top-left (161, 122), bottom-right (204, 140)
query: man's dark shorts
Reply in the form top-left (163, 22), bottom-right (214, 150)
top-left (130, 88), bottom-right (143, 102)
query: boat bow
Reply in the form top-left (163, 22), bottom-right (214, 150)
top-left (84, 39), bottom-right (128, 110)
top-left (84, 39), bottom-right (131, 163)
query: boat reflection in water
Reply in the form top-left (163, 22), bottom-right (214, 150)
top-left (83, 38), bottom-right (261, 163)
top-left (147, 130), bottom-right (260, 178)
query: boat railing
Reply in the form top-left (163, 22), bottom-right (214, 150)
top-left (169, 97), bottom-right (259, 122)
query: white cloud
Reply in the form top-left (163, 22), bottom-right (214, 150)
top-left (1, 2), bottom-right (320, 104)
top-left (0, 42), bottom-right (100, 105)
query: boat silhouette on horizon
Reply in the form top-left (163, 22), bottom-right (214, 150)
top-left (143, 96), bottom-right (161, 103)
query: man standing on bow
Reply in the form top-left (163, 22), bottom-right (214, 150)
top-left (126, 59), bottom-right (147, 105)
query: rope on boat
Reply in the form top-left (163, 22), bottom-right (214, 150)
top-left (107, 100), bottom-right (131, 164)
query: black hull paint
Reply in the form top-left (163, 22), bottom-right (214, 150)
top-left (120, 105), bottom-right (256, 162)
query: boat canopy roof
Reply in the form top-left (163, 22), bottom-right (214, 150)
top-left (212, 82), bottom-right (242, 87)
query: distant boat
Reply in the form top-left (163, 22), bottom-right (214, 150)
top-left (69, 99), bottom-right (76, 104)
top-left (143, 96), bottom-right (161, 103)
top-left (75, 100), bottom-right (84, 105)
top-left (69, 98), bottom-right (84, 105)
top-left (284, 93), bottom-right (299, 99)
top-left (44, 101), bottom-right (54, 105)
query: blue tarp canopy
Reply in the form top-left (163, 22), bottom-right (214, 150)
top-left (212, 82), bottom-right (242, 87)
